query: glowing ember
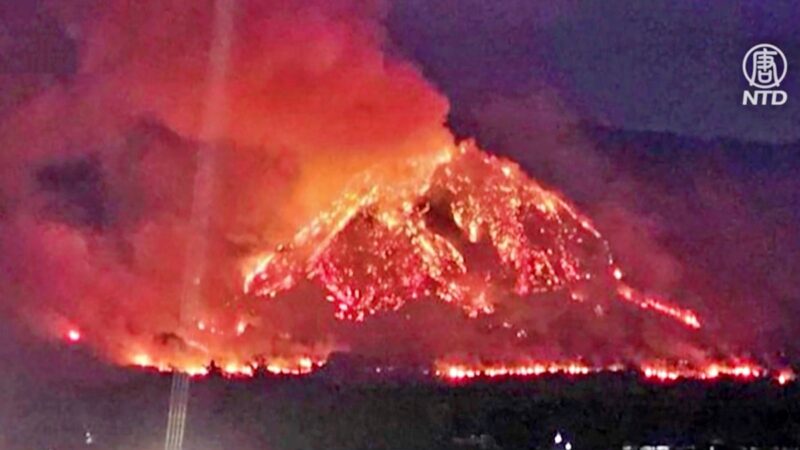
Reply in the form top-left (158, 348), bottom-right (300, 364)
top-left (638, 360), bottom-right (764, 382)
top-left (245, 143), bottom-right (702, 330)
top-left (122, 353), bottom-right (795, 385)
top-left (223, 363), bottom-right (255, 377)
top-left (434, 360), bottom-right (795, 384)
top-left (435, 361), bottom-right (594, 380)
top-left (616, 284), bottom-right (701, 329)
top-left (66, 329), bottom-right (81, 343)
top-left (127, 353), bottom-right (325, 378)
top-left (775, 369), bottom-right (796, 386)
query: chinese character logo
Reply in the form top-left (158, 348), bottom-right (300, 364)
top-left (742, 44), bottom-right (788, 105)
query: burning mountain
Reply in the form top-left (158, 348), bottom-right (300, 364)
top-left (237, 142), bottom-right (774, 381)
top-left (0, 0), bottom-right (793, 384)
top-left (244, 143), bottom-right (700, 329)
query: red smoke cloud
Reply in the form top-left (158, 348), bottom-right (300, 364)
top-left (0, 0), bottom-right (453, 373)
top-left (0, 0), bottom-right (776, 378)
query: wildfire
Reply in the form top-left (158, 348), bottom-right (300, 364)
top-left (110, 350), bottom-right (797, 385)
top-left (244, 143), bottom-right (702, 329)
top-left (128, 353), bottom-right (325, 378)
top-left (616, 283), bottom-right (701, 329)
top-left (213, 143), bottom-right (800, 385)
top-left (638, 360), bottom-right (764, 382)
top-left (11, 0), bottom-right (794, 389)
top-left (57, 143), bottom-right (795, 384)
top-left (435, 360), bottom-right (795, 385)
top-left (435, 361), bottom-right (594, 380)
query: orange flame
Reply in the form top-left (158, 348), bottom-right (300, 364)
top-left (245, 143), bottom-right (703, 330)
top-left (434, 360), bottom-right (794, 385)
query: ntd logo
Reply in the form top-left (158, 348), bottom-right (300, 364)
top-left (742, 90), bottom-right (787, 106)
top-left (742, 44), bottom-right (788, 106)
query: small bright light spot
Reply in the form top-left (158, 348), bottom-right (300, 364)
top-left (554, 432), bottom-right (563, 444)
top-left (299, 357), bottom-right (313, 369)
top-left (132, 353), bottom-right (152, 367)
top-left (775, 370), bottom-right (794, 385)
top-left (67, 329), bottom-right (81, 342)
top-left (236, 320), bottom-right (247, 335)
top-left (565, 442), bottom-right (572, 450)
top-left (612, 267), bottom-right (623, 280)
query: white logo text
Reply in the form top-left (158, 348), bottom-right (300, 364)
top-left (742, 44), bottom-right (788, 106)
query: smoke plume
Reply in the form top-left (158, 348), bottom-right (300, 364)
top-left (0, 0), bottom-right (758, 375)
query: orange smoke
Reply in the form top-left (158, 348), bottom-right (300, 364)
top-left (0, 0), bottom-right (451, 373)
top-left (0, 0), bottom-right (785, 380)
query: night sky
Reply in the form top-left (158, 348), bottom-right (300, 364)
top-left (388, 0), bottom-right (800, 143)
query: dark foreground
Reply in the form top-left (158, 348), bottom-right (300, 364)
top-left (4, 365), bottom-right (799, 450)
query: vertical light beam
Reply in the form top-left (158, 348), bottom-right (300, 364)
top-left (164, 0), bottom-right (235, 449)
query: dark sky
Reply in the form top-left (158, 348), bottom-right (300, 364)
top-left (388, 0), bottom-right (800, 143)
